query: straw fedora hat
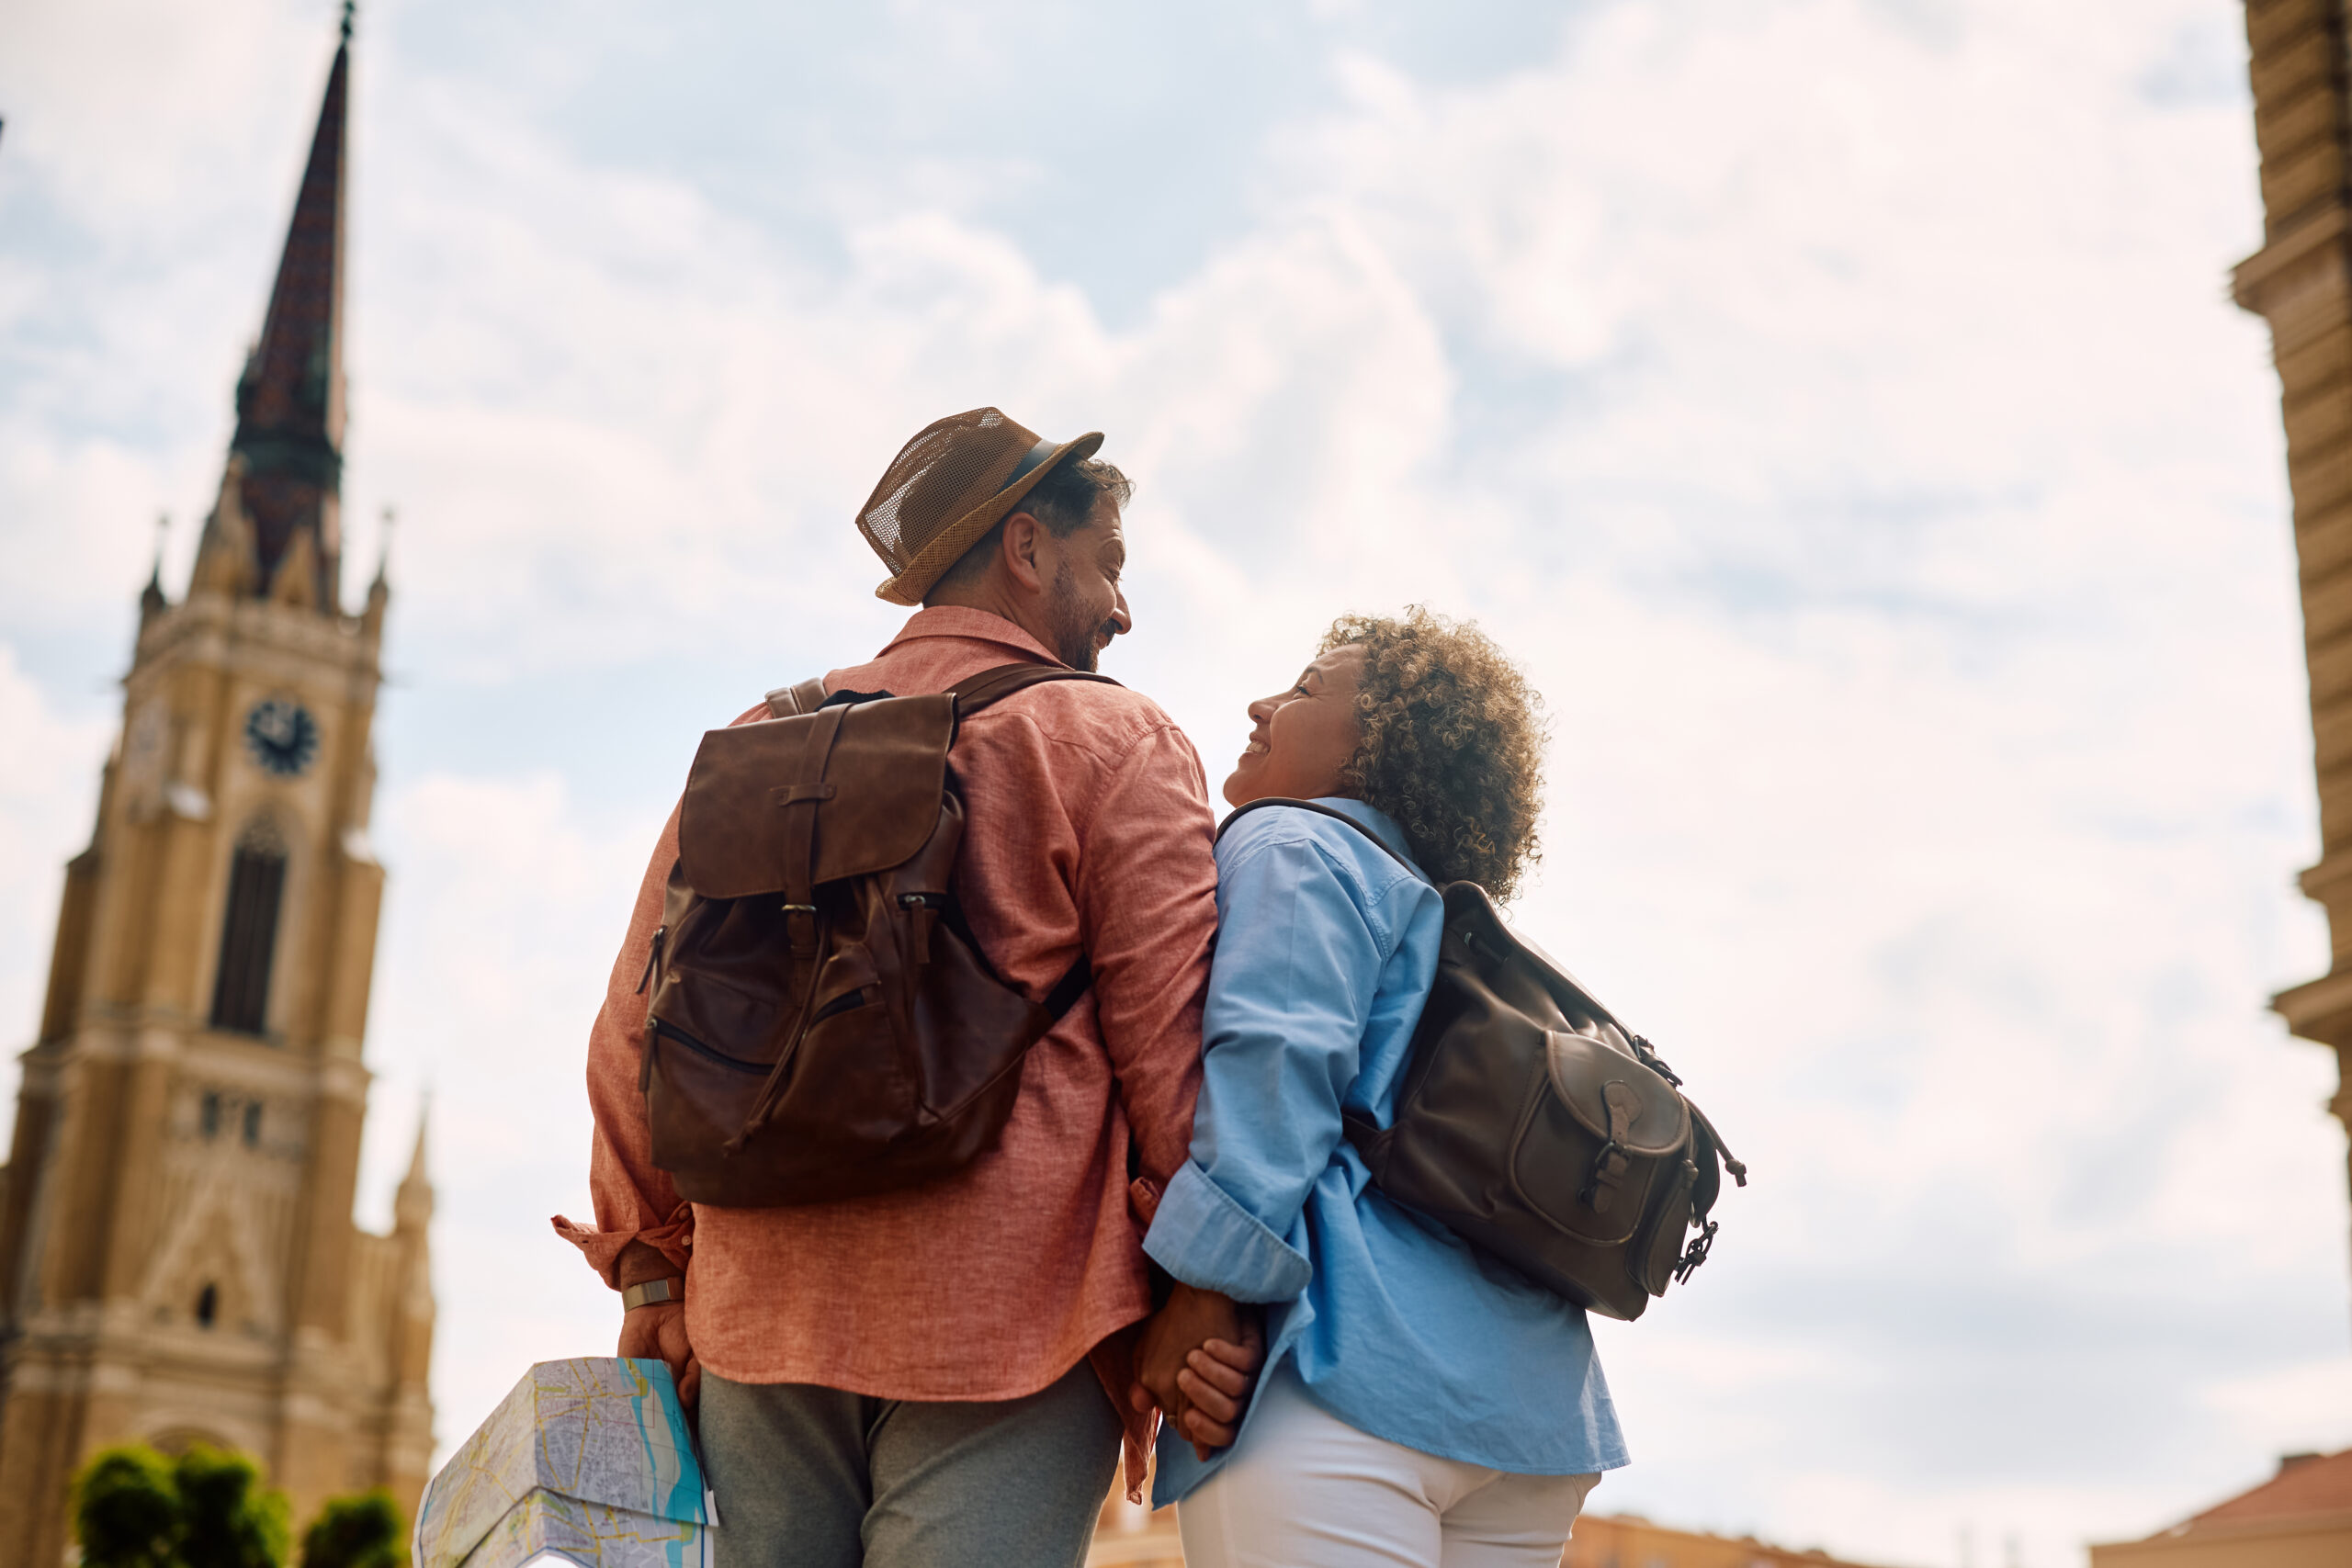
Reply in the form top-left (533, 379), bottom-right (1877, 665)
top-left (856, 409), bottom-right (1104, 606)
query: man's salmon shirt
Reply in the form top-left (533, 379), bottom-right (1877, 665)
top-left (556, 606), bottom-right (1219, 1494)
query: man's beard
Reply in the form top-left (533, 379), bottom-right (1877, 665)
top-left (1046, 562), bottom-right (1113, 671)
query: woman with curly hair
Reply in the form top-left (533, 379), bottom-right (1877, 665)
top-left (1131, 609), bottom-right (1625, 1567)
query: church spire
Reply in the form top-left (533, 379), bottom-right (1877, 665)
top-left (394, 1104), bottom-right (433, 1234)
top-left (204, 11), bottom-right (353, 612)
top-left (139, 513), bottom-right (169, 626)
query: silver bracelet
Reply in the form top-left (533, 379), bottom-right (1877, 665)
top-left (621, 1277), bottom-right (684, 1312)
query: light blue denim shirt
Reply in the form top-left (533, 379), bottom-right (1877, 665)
top-left (1143, 798), bottom-right (1629, 1506)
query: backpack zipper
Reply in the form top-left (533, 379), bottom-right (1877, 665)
top-left (649, 1017), bottom-right (764, 1073)
top-left (636, 925), bottom-right (666, 995)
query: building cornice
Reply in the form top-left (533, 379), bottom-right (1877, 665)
top-left (2233, 203), bottom-right (2349, 315)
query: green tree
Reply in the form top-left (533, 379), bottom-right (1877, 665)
top-left (173, 1448), bottom-right (289, 1568)
top-left (74, 1447), bottom-right (181, 1568)
top-left (298, 1492), bottom-right (403, 1568)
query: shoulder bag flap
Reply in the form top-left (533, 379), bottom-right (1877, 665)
top-left (678, 694), bottom-right (956, 898)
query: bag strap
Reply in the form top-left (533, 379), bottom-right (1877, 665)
top-left (1238, 800), bottom-right (1736, 1166)
top-left (1233, 801), bottom-right (1632, 1032)
top-left (939, 665), bottom-right (1115, 1019)
top-left (779, 705), bottom-right (847, 953)
top-left (949, 662), bottom-right (1122, 714)
top-left (942, 664), bottom-right (1116, 1020)
top-left (1216, 796), bottom-right (1420, 876)
top-left (765, 662), bottom-right (1118, 722)
top-left (763, 676), bottom-right (828, 718)
top-left (1234, 797), bottom-right (1428, 1178)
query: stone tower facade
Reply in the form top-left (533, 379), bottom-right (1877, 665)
top-left (2234, 0), bottom-right (2352, 1305)
top-left (0, 18), bottom-right (434, 1565)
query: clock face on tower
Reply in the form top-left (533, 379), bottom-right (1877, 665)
top-left (243, 698), bottom-right (320, 778)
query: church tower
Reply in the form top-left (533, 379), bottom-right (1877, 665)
top-left (0, 13), bottom-right (434, 1563)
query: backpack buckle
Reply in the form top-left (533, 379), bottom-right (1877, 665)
top-left (1673, 1219), bottom-right (1719, 1283)
top-left (780, 902), bottom-right (820, 954)
top-left (1629, 1033), bottom-right (1683, 1087)
top-left (1577, 1138), bottom-right (1627, 1209)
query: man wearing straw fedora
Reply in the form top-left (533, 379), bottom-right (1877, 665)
top-left (557, 410), bottom-right (1237, 1565)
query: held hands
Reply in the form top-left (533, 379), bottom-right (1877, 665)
top-left (618, 1302), bottom-right (701, 1415)
top-left (1129, 1281), bottom-right (1267, 1461)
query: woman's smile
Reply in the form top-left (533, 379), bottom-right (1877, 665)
top-left (1222, 644), bottom-right (1367, 807)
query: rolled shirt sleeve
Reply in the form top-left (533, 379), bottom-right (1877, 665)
top-left (1144, 824), bottom-right (1389, 1303)
top-left (550, 801), bottom-right (698, 1287)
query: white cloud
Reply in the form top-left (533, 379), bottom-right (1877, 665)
top-left (355, 769), bottom-right (651, 1450)
top-left (0, 645), bottom-right (114, 1108)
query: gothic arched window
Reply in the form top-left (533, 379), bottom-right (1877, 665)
top-left (209, 819), bottom-right (288, 1036)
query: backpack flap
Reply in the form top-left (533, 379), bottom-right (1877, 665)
top-left (1540, 1029), bottom-right (1690, 1156)
top-left (678, 694), bottom-right (956, 899)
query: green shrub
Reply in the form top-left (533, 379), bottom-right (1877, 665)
top-left (173, 1448), bottom-right (289, 1568)
top-left (71, 1444), bottom-right (292, 1568)
top-left (74, 1447), bottom-right (181, 1568)
top-left (298, 1492), bottom-right (403, 1568)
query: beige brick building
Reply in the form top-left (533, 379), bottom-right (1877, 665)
top-left (2078, 4), bottom-right (2352, 1561)
top-left (0, 17), bottom-right (434, 1566)
top-left (2235, 2), bottom-right (2352, 1273)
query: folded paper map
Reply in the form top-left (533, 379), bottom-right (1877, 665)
top-left (413, 1358), bottom-right (710, 1568)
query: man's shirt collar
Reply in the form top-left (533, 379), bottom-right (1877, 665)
top-left (884, 604), bottom-right (1064, 668)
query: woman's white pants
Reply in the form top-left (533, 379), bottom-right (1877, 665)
top-left (1176, 1366), bottom-right (1602, 1568)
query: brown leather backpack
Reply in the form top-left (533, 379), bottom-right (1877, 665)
top-left (639, 664), bottom-right (1113, 1206)
top-left (1221, 799), bottom-right (1747, 1321)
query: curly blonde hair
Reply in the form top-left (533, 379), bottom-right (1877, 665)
top-left (1323, 608), bottom-right (1547, 900)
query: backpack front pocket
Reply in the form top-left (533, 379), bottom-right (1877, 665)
top-left (646, 1018), bottom-right (768, 1174)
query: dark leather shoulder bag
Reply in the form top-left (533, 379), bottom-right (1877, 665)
top-left (640, 663), bottom-right (1113, 1206)
top-left (1219, 798), bottom-right (1747, 1321)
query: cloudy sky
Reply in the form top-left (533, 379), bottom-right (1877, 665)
top-left (3, 0), bottom-right (2346, 1562)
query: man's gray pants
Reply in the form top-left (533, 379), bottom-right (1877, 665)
top-left (699, 1360), bottom-right (1123, 1568)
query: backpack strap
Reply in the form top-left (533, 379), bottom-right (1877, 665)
top-left (1233, 799), bottom-right (1429, 1179)
top-left (944, 661), bottom-right (1119, 1018)
top-left (1238, 795), bottom-right (1717, 1131)
top-left (767, 662), bottom-right (1116, 721)
top-left (1263, 795), bottom-right (1640, 1040)
top-left (1217, 796), bottom-right (1420, 878)
top-left (1222, 799), bottom-right (1419, 1158)
top-left (779, 704), bottom-right (848, 956)
top-left (763, 676), bottom-right (829, 718)
top-left (948, 662), bottom-right (1122, 714)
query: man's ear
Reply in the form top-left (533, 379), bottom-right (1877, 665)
top-left (999, 512), bottom-right (1049, 594)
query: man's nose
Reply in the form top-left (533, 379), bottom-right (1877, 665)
top-left (1107, 589), bottom-right (1133, 637)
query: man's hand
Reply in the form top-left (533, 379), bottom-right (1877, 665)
top-left (618, 1302), bottom-right (700, 1414)
top-left (1176, 1332), bottom-right (1264, 1450)
top-left (1129, 1282), bottom-right (1265, 1460)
